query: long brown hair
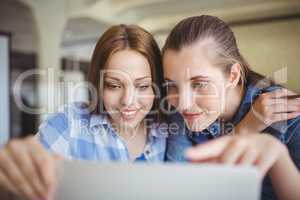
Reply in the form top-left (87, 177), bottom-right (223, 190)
top-left (88, 24), bottom-right (165, 121)
top-left (162, 15), bottom-right (266, 88)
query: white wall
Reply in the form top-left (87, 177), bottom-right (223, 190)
top-left (233, 18), bottom-right (300, 93)
top-left (0, 35), bottom-right (10, 145)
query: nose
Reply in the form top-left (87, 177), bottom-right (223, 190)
top-left (177, 86), bottom-right (193, 112)
top-left (121, 85), bottom-right (136, 107)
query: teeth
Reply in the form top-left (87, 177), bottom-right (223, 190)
top-left (121, 111), bottom-right (136, 116)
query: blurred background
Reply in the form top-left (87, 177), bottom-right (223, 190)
top-left (0, 0), bottom-right (300, 144)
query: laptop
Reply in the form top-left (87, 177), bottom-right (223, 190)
top-left (55, 160), bottom-right (261, 200)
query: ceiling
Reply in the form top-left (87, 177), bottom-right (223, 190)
top-left (62, 0), bottom-right (300, 46)
top-left (1, 0), bottom-right (300, 58)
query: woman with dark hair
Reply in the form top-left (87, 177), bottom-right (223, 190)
top-left (163, 15), bottom-right (300, 200)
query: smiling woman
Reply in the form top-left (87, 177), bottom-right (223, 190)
top-left (39, 24), bottom-right (167, 162)
top-left (88, 25), bottom-right (164, 117)
top-left (102, 50), bottom-right (155, 129)
top-left (163, 15), bottom-right (300, 200)
top-left (0, 24), bottom-right (167, 200)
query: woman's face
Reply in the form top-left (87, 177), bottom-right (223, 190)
top-left (163, 42), bottom-right (230, 132)
top-left (102, 49), bottom-right (155, 129)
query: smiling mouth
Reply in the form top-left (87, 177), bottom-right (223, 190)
top-left (120, 109), bottom-right (139, 119)
top-left (182, 112), bottom-right (204, 121)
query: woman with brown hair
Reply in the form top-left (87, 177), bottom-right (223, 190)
top-left (163, 15), bottom-right (300, 200)
top-left (0, 24), bottom-right (167, 200)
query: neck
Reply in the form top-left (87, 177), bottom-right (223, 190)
top-left (116, 120), bottom-right (146, 141)
top-left (220, 85), bottom-right (244, 122)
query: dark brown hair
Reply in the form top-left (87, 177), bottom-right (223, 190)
top-left (162, 15), bottom-right (265, 87)
top-left (88, 24), bottom-right (165, 121)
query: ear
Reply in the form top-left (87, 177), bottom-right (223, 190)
top-left (227, 63), bottom-right (241, 88)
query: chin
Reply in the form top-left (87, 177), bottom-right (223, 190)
top-left (121, 117), bottom-right (143, 128)
top-left (184, 117), bottom-right (217, 132)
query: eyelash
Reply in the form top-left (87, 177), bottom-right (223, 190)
top-left (192, 82), bottom-right (209, 89)
top-left (104, 83), bottom-right (121, 90)
top-left (165, 81), bottom-right (209, 93)
top-left (137, 85), bottom-right (150, 91)
top-left (104, 83), bottom-right (151, 91)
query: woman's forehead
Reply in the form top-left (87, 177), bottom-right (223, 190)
top-left (163, 54), bottom-right (219, 80)
top-left (104, 69), bottom-right (152, 82)
top-left (104, 50), bottom-right (152, 80)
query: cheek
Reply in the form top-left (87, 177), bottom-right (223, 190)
top-left (103, 90), bottom-right (120, 110)
top-left (138, 91), bottom-right (155, 109)
top-left (194, 86), bottom-right (225, 113)
top-left (195, 97), bottom-right (220, 112)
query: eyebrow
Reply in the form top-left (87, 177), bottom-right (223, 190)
top-left (104, 76), bottom-right (121, 82)
top-left (134, 76), bottom-right (152, 82)
top-left (104, 76), bottom-right (151, 82)
top-left (190, 75), bottom-right (209, 81)
top-left (164, 75), bottom-right (209, 82)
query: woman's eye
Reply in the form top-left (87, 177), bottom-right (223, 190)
top-left (192, 82), bottom-right (209, 89)
top-left (105, 83), bottom-right (121, 89)
top-left (137, 85), bottom-right (150, 91)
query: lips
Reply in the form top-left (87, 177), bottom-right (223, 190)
top-left (120, 108), bottom-right (138, 120)
top-left (182, 111), bottom-right (203, 121)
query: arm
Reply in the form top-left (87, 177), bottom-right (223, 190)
top-left (269, 148), bottom-right (300, 200)
top-left (0, 136), bottom-right (58, 200)
top-left (0, 108), bottom-right (70, 200)
top-left (269, 121), bottom-right (300, 200)
top-left (185, 133), bottom-right (300, 200)
top-left (235, 89), bottom-right (300, 134)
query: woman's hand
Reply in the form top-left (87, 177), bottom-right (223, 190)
top-left (236, 89), bottom-right (300, 134)
top-left (0, 136), bottom-right (60, 200)
top-left (185, 134), bottom-right (288, 176)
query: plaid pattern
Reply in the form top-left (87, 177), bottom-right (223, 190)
top-left (37, 102), bottom-right (167, 162)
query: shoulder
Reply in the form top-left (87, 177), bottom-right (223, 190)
top-left (282, 116), bottom-right (300, 144)
top-left (36, 102), bottom-right (104, 158)
top-left (37, 102), bottom-right (94, 147)
top-left (245, 81), bottom-right (282, 103)
top-left (39, 102), bottom-right (91, 132)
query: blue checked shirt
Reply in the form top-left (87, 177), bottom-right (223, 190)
top-left (37, 102), bottom-right (167, 162)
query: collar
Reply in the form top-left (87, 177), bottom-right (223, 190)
top-left (188, 119), bottom-right (227, 143)
top-left (89, 114), bottom-right (167, 139)
top-left (89, 113), bottom-right (110, 128)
